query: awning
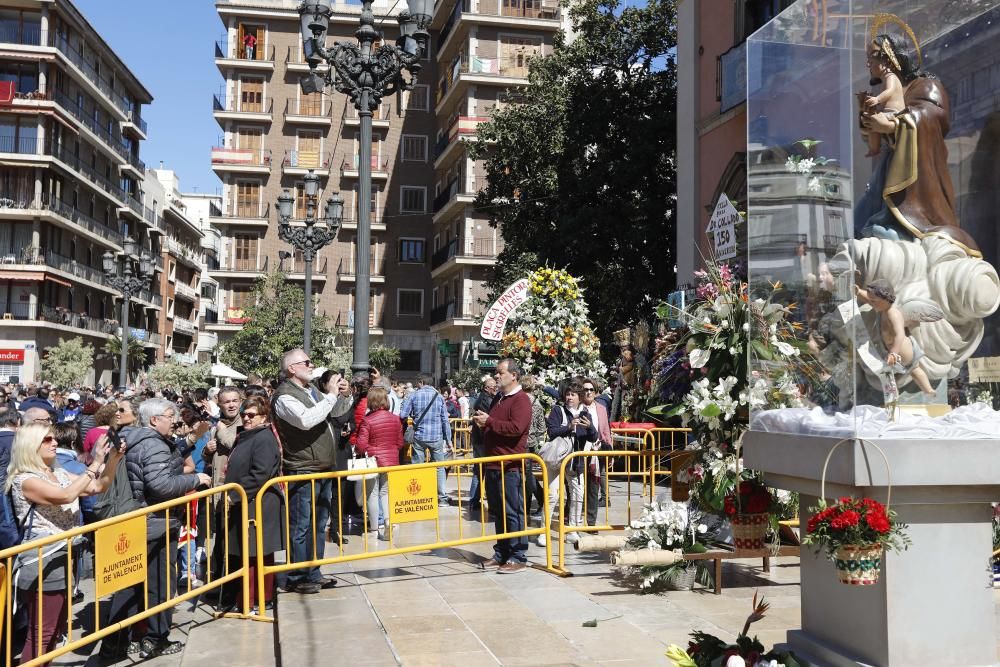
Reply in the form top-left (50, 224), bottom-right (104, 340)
top-left (0, 270), bottom-right (43, 281)
top-left (45, 274), bottom-right (72, 288)
top-left (211, 362), bottom-right (248, 381)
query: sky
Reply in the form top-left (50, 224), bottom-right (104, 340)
top-left (75, 0), bottom-right (224, 195)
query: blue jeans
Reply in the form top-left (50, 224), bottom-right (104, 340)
top-left (485, 468), bottom-right (527, 564)
top-left (411, 438), bottom-right (448, 502)
top-left (468, 441), bottom-right (485, 506)
top-left (287, 478), bottom-right (332, 585)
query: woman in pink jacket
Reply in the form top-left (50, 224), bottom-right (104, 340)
top-left (355, 386), bottom-right (404, 540)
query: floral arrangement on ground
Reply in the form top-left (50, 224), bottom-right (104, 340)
top-left (647, 260), bottom-right (816, 518)
top-left (500, 267), bottom-right (606, 391)
top-left (622, 498), bottom-right (716, 592)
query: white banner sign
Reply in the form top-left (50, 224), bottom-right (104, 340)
top-left (706, 194), bottom-right (739, 260)
top-left (480, 278), bottom-right (530, 341)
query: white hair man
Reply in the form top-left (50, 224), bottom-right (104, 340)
top-left (272, 347), bottom-right (352, 594)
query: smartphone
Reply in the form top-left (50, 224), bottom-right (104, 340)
top-left (107, 427), bottom-right (122, 449)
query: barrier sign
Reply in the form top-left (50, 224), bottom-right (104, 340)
top-left (706, 194), bottom-right (739, 261)
top-left (388, 467), bottom-right (439, 524)
top-left (95, 515), bottom-right (147, 597)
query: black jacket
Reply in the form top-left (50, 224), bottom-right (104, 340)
top-left (224, 425), bottom-right (285, 556)
top-left (546, 404), bottom-right (596, 473)
top-left (124, 426), bottom-right (201, 507)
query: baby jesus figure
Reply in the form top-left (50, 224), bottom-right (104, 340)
top-left (858, 36), bottom-right (906, 157)
top-left (854, 280), bottom-right (938, 397)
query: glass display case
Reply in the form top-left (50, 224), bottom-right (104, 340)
top-left (747, 0), bottom-right (1000, 438)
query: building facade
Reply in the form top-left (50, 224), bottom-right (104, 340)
top-left (211, 0), bottom-right (565, 380)
top-left (676, 0), bottom-right (794, 285)
top-left (0, 0), bottom-right (153, 385)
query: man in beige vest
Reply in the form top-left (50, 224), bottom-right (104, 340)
top-left (202, 386), bottom-right (242, 486)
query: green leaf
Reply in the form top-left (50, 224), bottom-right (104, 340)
top-left (751, 339), bottom-right (773, 361)
top-left (700, 403), bottom-right (722, 418)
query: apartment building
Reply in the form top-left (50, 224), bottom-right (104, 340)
top-left (178, 191), bottom-right (223, 364)
top-left (212, 0), bottom-right (564, 379)
top-left (0, 0), bottom-right (153, 385)
top-left (143, 168), bottom-right (206, 364)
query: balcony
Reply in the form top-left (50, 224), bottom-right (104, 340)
top-left (335, 310), bottom-right (382, 332)
top-left (49, 33), bottom-right (133, 117)
top-left (210, 256), bottom-right (269, 278)
top-left (0, 135), bottom-right (39, 156)
top-left (225, 308), bottom-right (249, 324)
top-left (284, 99), bottom-right (333, 125)
top-left (210, 201), bottom-right (270, 226)
top-left (122, 150), bottom-right (146, 177)
top-left (430, 299), bottom-right (483, 330)
top-left (436, 0), bottom-right (560, 51)
top-left (435, 54), bottom-right (532, 112)
top-left (215, 38), bottom-right (275, 71)
top-left (198, 330), bottom-right (219, 351)
top-left (432, 176), bottom-right (485, 220)
top-left (172, 315), bottom-right (197, 336)
top-left (122, 111), bottom-right (148, 140)
top-left (201, 228), bottom-right (223, 255)
top-left (51, 89), bottom-right (128, 162)
top-left (174, 281), bottom-right (200, 302)
top-left (0, 23), bottom-right (42, 46)
top-left (284, 46), bottom-right (330, 73)
top-left (339, 216), bottom-right (386, 232)
top-left (430, 237), bottom-right (498, 275)
top-left (283, 150), bottom-right (332, 176)
top-left (135, 288), bottom-right (164, 309)
top-left (340, 154), bottom-right (389, 179)
top-left (213, 94), bottom-right (273, 124)
top-left (211, 146), bottom-right (272, 174)
top-left (2, 193), bottom-right (125, 249)
top-left (47, 141), bottom-right (130, 205)
top-left (0, 302), bottom-right (118, 337)
top-left (42, 249), bottom-right (111, 287)
top-left (119, 194), bottom-right (143, 222)
top-left (434, 115), bottom-right (487, 165)
top-left (335, 256), bottom-right (385, 283)
top-left (166, 237), bottom-right (203, 269)
top-left (282, 257), bottom-right (329, 281)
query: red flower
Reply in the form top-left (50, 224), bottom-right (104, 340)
top-left (724, 496), bottom-right (737, 516)
top-left (830, 515), bottom-right (848, 530)
top-left (807, 516), bottom-right (820, 533)
top-left (866, 512), bottom-right (890, 534)
top-left (839, 510), bottom-right (860, 527)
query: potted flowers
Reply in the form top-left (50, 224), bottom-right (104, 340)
top-left (801, 496), bottom-right (909, 585)
top-left (622, 499), bottom-right (715, 592)
top-left (724, 478), bottom-right (775, 551)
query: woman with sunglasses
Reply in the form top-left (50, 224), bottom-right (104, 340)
top-left (7, 423), bottom-right (122, 664)
top-left (223, 396), bottom-right (285, 613)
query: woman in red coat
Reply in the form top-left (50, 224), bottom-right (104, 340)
top-left (355, 386), bottom-right (404, 539)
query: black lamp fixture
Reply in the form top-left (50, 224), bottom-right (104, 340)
top-left (103, 237), bottom-right (155, 388)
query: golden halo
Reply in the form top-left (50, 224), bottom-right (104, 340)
top-left (869, 13), bottom-right (922, 68)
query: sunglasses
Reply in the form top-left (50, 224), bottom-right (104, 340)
top-left (241, 412), bottom-right (259, 420)
top-left (42, 435), bottom-right (56, 444)
top-left (583, 387), bottom-right (595, 393)
top-left (293, 359), bottom-right (314, 368)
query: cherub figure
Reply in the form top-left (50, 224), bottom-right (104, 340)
top-left (854, 279), bottom-right (942, 396)
top-left (859, 36), bottom-right (906, 158)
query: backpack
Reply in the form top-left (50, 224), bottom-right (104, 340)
top-left (92, 456), bottom-right (141, 522)
top-left (445, 398), bottom-right (461, 419)
top-left (0, 490), bottom-right (20, 550)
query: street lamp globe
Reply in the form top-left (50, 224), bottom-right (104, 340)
top-left (102, 250), bottom-right (115, 276)
top-left (277, 189), bottom-right (295, 221)
top-left (123, 236), bottom-right (137, 258)
top-left (139, 252), bottom-right (154, 278)
top-left (304, 170), bottom-right (320, 197)
top-left (301, 0), bottom-right (332, 40)
top-left (325, 193), bottom-right (344, 224)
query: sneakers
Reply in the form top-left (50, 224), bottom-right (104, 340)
top-left (480, 558), bottom-right (502, 570)
top-left (295, 582), bottom-right (321, 594)
top-left (497, 561), bottom-right (527, 574)
top-left (139, 637), bottom-right (184, 659)
top-left (536, 533), bottom-right (547, 547)
top-left (565, 532), bottom-right (580, 545)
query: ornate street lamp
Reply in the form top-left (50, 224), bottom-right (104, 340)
top-left (276, 169), bottom-right (344, 355)
top-left (298, 0), bottom-right (431, 374)
top-left (103, 237), bottom-right (154, 388)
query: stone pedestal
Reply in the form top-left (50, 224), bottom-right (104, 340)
top-left (745, 432), bottom-right (1000, 666)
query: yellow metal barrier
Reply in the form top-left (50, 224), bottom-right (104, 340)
top-left (0, 484), bottom-right (249, 667)
top-left (552, 448), bottom-right (689, 575)
top-left (253, 453), bottom-right (558, 618)
top-left (608, 427), bottom-right (690, 481)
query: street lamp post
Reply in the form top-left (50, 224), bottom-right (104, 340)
top-left (276, 170), bottom-right (344, 356)
top-left (103, 237), bottom-right (154, 389)
top-left (297, 0), bottom-right (431, 375)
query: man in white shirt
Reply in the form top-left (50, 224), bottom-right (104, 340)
top-left (457, 388), bottom-right (470, 419)
top-left (272, 347), bottom-right (352, 594)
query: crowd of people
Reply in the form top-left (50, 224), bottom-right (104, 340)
top-left (0, 353), bottom-right (618, 664)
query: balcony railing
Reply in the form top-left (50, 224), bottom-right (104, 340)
top-left (434, 116), bottom-right (487, 160)
top-left (166, 237), bottom-right (202, 265)
top-left (44, 249), bottom-right (108, 285)
top-left (430, 237), bottom-right (497, 270)
top-left (124, 150), bottom-right (145, 174)
top-left (335, 256), bottom-right (383, 277)
top-left (174, 281), bottom-right (200, 301)
top-left (213, 94), bottom-right (273, 116)
top-left (439, 0), bottom-right (559, 44)
top-left (39, 305), bottom-right (119, 335)
top-left (284, 150), bottom-right (332, 170)
top-left (173, 316), bottom-right (197, 336)
top-left (211, 146), bottom-right (272, 167)
top-left (48, 142), bottom-right (130, 203)
top-left (220, 201), bottom-right (269, 220)
top-left (126, 111), bottom-right (148, 135)
top-left (40, 193), bottom-right (124, 245)
top-left (285, 99), bottom-right (332, 119)
top-left (51, 89), bottom-right (128, 160)
top-left (209, 201), bottom-right (223, 217)
top-left (215, 38), bottom-right (275, 63)
top-left (282, 257), bottom-right (329, 275)
top-left (436, 54), bottom-right (534, 105)
top-left (0, 135), bottom-right (38, 155)
top-left (432, 176), bottom-right (488, 212)
top-left (225, 308), bottom-right (249, 324)
top-left (0, 23), bottom-right (42, 46)
top-left (430, 301), bottom-right (456, 326)
top-left (337, 310), bottom-right (379, 329)
top-left (342, 155), bottom-right (389, 174)
top-left (218, 256), bottom-right (269, 273)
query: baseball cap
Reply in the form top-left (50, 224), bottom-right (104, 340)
top-left (67, 392), bottom-right (81, 402)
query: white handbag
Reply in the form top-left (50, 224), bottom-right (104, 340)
top-left (538, 406), bottom-right (574, 469)
top-left (346, 448), bottom-right (379, 481)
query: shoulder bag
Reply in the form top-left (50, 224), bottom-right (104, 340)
top-left (538, 406), bottom-right (574, 469)
top-left (346, 446), bottom-right (379, 482)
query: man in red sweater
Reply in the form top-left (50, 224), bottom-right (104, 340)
top-left (472, 358), bottom-right (532, 573)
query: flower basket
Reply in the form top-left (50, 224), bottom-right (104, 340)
top-left (802, 438), bottom-right (910, 587)
top-left (664, 565), bottom-right (698, 591)
top-left (731, 512), bottom-right (769, 551)
top-left (834, 544), bottom-right (884, 586)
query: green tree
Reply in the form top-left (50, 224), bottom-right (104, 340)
top-left (219, 271), bottom-right (341, 380)
top-left (448, 365), bottom-right (485, 393)
top-left (41, 337), bottom-right (94, 388)
top-left (147, 360), bottom-right (211, 392)
top-left (369, 344), bottom-right (401, 376)
top-left (471, 0), bottom-right (677, 342)
top-left (102, 335), bottom-right (147, 377)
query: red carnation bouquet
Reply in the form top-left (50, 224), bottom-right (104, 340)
top-left (801, 496), bottom-right (910, 559)
top-left (722, 479), bottom-right (774, 517)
